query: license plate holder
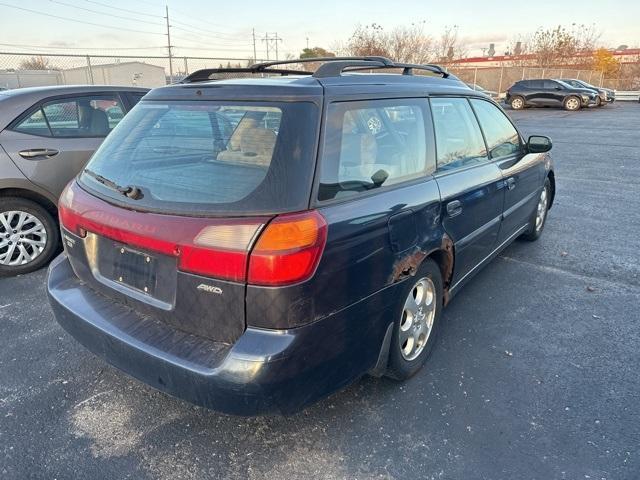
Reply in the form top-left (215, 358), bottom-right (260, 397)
top-left (113, 246), bottom-right (157, 295)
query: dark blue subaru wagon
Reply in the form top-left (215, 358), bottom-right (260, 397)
top-left (47, 57), bottom-right (555, 415)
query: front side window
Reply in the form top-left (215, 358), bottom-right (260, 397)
top-left (431, 97), bottom-right (488, 172)
top-left (318, 99), bottom-right (430, 201)
top-left (470, 99), bottom-right (521, 160)
top-left (13, 95), bottom-right (125, 138)
top-left (543, 80), bottom-right (561, 89)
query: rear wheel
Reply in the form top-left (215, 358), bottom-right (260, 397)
top-left (0, 197), bottom-right (59, 277)
top-left (510, 96), bottom-right (525, 110)
top-left (521, 178), bottom-right (550, 242)
top-left (563, 96), bottom-right (581, 111)
top-left (386, 259), bottom-right (443, 380)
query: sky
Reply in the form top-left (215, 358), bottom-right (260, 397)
top-left (0, 0), bottom-right (638, 61)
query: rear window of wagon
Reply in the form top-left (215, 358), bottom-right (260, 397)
top-left (79, 100), bottom-right (319, 216)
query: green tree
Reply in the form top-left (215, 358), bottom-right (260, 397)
top-left (300, 47), bottom-right (336, 59)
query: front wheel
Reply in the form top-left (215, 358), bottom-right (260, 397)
top-left (385, 259), bottom-right (443, 380)
top-left (521, 178), bottom-right (551, 242)
top-left (563, 96), bottom-right (581, 111)
top-left (0, 197), bottom-right (59, 277)
top-left (595, 96), bottom-right (603, 107)
top-left (510, 96), bottom-right (525, 110)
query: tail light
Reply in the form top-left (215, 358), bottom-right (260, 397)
top-left (59, 182), bottom-right (326, 286)
top-left (248, 211), bottom-right (327, 286)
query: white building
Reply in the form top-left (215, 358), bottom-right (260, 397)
top-left (62, 61), bottom-right (166, 88)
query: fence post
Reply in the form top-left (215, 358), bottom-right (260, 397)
top-left (86, 55), bottom-right (94, 85)
top-left (183, 57), bottom-right (189, 75)
top-left (522, 67), bottom-right (525, 80)
top-left (599, 70), bottom-right (604, 87)
top-left (472, 67), bottom-right (477, 89)
top-left (497, 65), bottom-right (504, 96)
top-left (541, 68), bottom-right (545, 78)
top-left (559, 69), bottom-right (563, 79)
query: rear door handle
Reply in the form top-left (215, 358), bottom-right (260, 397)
top-left (506, 177), bottom-right (516, 190)
top-left (18, 148), bottom-right (59, 159)
top-left (446, 200), bottom-right (463, 217)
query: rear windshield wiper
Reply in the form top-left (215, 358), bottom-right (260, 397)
top-left (83, 168), bottom-right (144, 200)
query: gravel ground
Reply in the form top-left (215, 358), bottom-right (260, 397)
top-left (1, 101), bottom-right (639, 480)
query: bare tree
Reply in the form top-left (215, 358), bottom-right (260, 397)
top-left (435, 25), bottom-right (468, 64)
top-left (19, 56), bottom-right (56, 70)
top-left (507, 24), bottom-right (601, 68)
top-left (341, 23), bottom-right (435, 64)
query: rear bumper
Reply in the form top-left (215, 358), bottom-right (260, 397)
top-left (47, 253), bottom-right (392, 415)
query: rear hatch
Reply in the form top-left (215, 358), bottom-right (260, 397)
top-left (59, 96), bottom-right (321, 343)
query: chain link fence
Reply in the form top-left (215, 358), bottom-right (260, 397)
top-left (1, 52), bottom-right (638, 95)
top-left (447, 64), bottom-right (640, 95)
top-left (0, 52), bottom-right (265, 89)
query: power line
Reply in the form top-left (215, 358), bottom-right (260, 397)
top-left (0, 2), bottom-right (166, 36)
top-left (83, 0), bottom-right (164, 19)
top-left (47, 0), bottom-right (164, 27)
top-left (170, 18), bottom-right (250, 38)
top-left (0, 42), bottom-right (166, 50)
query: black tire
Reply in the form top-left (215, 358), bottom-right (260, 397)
top-left (510, 96), bottom-right (525, 110)
top-left (595, 96), bottom-right (603, 107)
top-left (385, 259), bottom-right (443, 380)
top-left (563, 95), bottom-right (581, 111)
top-left (521, 178), bottom-right (551, 242)
top-left (0, 197), bottom-right (59, 277)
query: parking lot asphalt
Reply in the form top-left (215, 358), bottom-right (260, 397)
top-left (1, 102), bottom-right (639, 480)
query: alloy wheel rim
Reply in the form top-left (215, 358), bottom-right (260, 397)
top-left (399, 276), bottom-right (436, 361)
top-left (535, 186), bottom-right (549, 232)
top-left (0, 210), bottom-right (48, 266)
top-left (567, 98), bottom-right (579, 110)
top-left (512, 98), bottom-right (523, 109)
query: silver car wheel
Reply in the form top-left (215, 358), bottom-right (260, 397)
top-left (399, 276), bottom-right (436, 361)
top-left (511, 97), bottom-right (524, 110)
top-left (566, 97), bottom-right (580, 110)
top-left (535, 186), bottom-right (549, 232)
top-left (0, 210), bottom-right (48, 266)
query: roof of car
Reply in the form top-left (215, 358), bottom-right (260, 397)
top-left (0, 84), bottom-right (149, 98)
top-left (144, 73), bottom-right (480, 102)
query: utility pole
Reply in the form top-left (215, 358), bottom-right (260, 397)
top-left (261, 32), bottom-right (283, 60)
top-left (165, 5), bottom-right (174, 81)
top-left (252, 28), bottom-right (257, 62)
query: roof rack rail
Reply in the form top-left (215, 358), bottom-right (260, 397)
top-left (180, 57), bottom-right (453, 83)
top-left (180, 67), bottom-right (313, 83)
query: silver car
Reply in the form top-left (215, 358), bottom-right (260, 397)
top-left (0, 85), bottom-right (148, 276)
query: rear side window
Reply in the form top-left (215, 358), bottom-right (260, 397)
top-left (470, 99), bottom-right (521, 160)
top-left (431, 97), bottom-right (488, 171)
top-left (318, 99), bottom-right (430, 201)
top-left (528, 80), bottom-right (543, 89)
top-left (80, 101), bottom-right (319, 215)
top-left (543, 80), bottom-right (560, 89)
top-left (13, 95), bottom-right (125, 138)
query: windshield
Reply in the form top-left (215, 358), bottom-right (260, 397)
top-left (79, 100), bottom-right (319, 216)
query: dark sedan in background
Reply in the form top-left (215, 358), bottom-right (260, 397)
top-left (559, 78), bottom-right (615, 106)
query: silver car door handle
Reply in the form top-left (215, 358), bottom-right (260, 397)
top-left (446, 200), bottom-right (463, 217)
top-left (506, 177), bottom-right (516, 190)
top-left (18, 148), bottom-right (59, 159)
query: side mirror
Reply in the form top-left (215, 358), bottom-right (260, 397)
top-left (527, 135), bottom-right (552, 153)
